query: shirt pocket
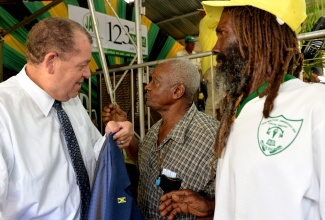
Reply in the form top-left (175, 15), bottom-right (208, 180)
top-left (76, 125), bottom-right (96, 178)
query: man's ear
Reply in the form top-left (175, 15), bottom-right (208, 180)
top-left (172, 84), bottom-right (185, 99)
top-left (44, 52), bottom-right (57, 74)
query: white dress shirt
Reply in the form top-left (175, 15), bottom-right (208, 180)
top-left (0, 67), bottom-right (105, 219)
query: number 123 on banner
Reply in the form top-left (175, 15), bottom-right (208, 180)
top-left (68, 5), bottom-right (148, 57)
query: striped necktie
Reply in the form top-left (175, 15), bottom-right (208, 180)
top-left (53, 100), bottom-right (91, 220)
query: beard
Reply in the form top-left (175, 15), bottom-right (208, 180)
top-left (216, 42), bottom-right (249, 96)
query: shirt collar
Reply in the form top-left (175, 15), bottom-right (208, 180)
top-left (236, 74), bottom-right (296, 118)
top-left (162, 103), bottom-right (198, 145)
top-left (17, 66), bottom-right (55, 117)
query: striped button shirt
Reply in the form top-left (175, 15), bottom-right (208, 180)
top-left (137, 104), bottom-right (219, 219)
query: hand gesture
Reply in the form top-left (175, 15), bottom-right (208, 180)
top-left (105, 121), bottom-right (133, 149)
top-left (102, 103), bottom-right (127, 125)
top-left (159, 189), bottom-right (214, 220)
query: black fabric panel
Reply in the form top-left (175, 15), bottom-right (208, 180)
top-left (147, 29), bottom-right (169, 61)
top-left (2, 2), bottom-right (36, 31)
top-left (3, 66), bottom-right (16, 81)
top-left (125, 3), bottom-right (134, 21)
top-left (78, 0), bottom-right (89, 9)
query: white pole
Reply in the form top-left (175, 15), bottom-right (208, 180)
top-left (134, 0), bottom-right (145, 139)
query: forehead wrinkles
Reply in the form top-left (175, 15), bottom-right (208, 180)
top-left (153, 65), bottom-right (167, 78)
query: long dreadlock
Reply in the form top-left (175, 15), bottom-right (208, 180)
top-left (214, 6), bottom-right (304, 159)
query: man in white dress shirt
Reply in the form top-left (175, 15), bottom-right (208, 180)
top-left (0, 17), bottom-right (132, 219)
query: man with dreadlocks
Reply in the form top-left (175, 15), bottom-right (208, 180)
top-left (159, 0), bottom-right (325, 219)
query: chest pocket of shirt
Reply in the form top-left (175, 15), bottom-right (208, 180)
top-left (75, 125), bottom-right (96, 171)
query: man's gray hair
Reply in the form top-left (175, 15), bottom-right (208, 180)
top-left (163, 58), bottom-right (200, 100)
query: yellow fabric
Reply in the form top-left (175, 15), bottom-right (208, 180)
top-left (115, 57), bottom-right (121, 64)
top-left (123, 149), bottom-right (135, 164)
top-left (43, 1), bottom-right (68, 18)
top-left (202, 0), bottom-right (307, 33)
top-left (166, 43), bottom-right (184, 58)
top-left (199, 15), bottom-right (218, 75)
top-left (142, 16), bottom-right (152, 32)
top-left (4, 34), bottom-right (25, 56)
top-left (105, 0), bottom-right (118, 16)
top-left (199, 92), bottom-right (205, 100)
top-left (89, 57), bottom-right (99, 73)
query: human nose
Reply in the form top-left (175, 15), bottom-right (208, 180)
top-left (144, 82), bottom-right (151, 91)
top-left (83, 67), bottom-right (91, 79)
top-left (212, 41), bottom-right (220, 55)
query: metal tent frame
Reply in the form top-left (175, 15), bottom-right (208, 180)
top-left (1, 0), bottom-right (325, 140)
